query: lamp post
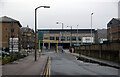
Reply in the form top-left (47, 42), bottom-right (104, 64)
top-left (77, 25), bottom-right (78, 46)
top-left (67, 26), bottom-right (72, 47)
top-left (35, 6), bottom-right (50, 61)
top-left (91, 13), bottom-right (94, 45)
top-left (56, 22), bottom-right (64, 52)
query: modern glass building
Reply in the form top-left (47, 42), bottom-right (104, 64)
top-left (37, 29), bottom-right (98, 49)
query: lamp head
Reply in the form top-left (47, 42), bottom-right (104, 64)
top-left (56, 22), bottom-right (59, 24)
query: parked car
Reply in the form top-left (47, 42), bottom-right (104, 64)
top-left (0, 50), bottom-right (2, 59)
top-left (2, 51), bottom-right (10, 58)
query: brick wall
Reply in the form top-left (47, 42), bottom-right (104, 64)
top-left (2, 22), bottom-right (20, 49)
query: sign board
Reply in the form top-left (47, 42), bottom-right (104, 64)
top-left (82, 37), bottom-right (93, 43)
top-left (9, 38), bottom-right (19, 52)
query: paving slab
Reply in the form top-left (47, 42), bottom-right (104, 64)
top-left (2, 54), bottom-right (48, 76)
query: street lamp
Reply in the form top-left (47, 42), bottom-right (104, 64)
top-left (77, 25), bottom-right (79, 46)
top-left (56, 22), bottom-right (64, 52)
top-left (35, 6), bottom-right (50, 61)
top-left (67, 26), bottom-right (72, 47)
top-left (91, 13), bottom-right (94, 45)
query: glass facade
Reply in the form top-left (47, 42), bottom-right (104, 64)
top-left (72, 37), bottom-right (76, 41)
top-left (78, 37), bottom-right (82, 41)
top-left (56, 37), bottom-right (59, 40)
top-left (67, 37), bottom-right (70, 41)
top-left (61, 37), bottom-right (65, 41)
top-left (50, 37), bottom-right (54, 40)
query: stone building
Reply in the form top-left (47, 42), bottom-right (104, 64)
top-left (0, 16), bottom-right (22, 51)
top-left (107, 18), bottom-right (120, 41)
top-left (20, 26), bottom-right (35, 49)
top-left (97, 29), bottom-right (107, 43)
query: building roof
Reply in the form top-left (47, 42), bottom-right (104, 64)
top-left (38, 29), bottom-right (95, 31)
top-left (21, 26), bottom-right (34, 33)
top-left (107, 18), bottom-right (120, 27)
top-left (38, 29), bottom-right (96, 34)
top-left (0, 16), bottom-right (22, 27)
top-left (114, 18), bottom-right (120, 21)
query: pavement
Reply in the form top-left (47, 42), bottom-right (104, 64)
top-left (64, 49), bottom-right (120, 69)
top-left (2, 53), bottom-right (48, 76)
top-left (41, 51), bottom-right (119, 77)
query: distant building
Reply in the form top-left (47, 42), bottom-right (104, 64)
top-left (20, 26), bottom-right (35, 49)
top-left (0, 16), bottom-right (22, 51)
top-left (107, 18), bottom-right (120, 41)
top-left (37, 29), bottom-right (98, 49)
top-left (97, 29), bottom-right (107, 43)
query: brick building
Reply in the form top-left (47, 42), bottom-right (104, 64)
top-left (20, 26), bottom-right (35, 49)
top-left (0, 16), bottom-right (22, 51)
top-left (107, 18), bottom-right (120, 41)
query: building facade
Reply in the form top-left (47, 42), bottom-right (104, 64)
top-left (107, 18), bottom-right (120, 41)
top-left (0, 16), bottom-right (22, 52)
top-left (38, 29), bottom-right (97, 49)
top-left (20, 26), bottom-right (35, 49)
top-left (97, 29), bottom-right (107, 43)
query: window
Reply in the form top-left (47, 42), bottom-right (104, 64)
top-left (11, 29), bottom-right (14, 32)
top-left (85, 38), bottom-right (90, 41)
top-left (67, 37), bottom-right (70, 41)
top-left (50, 37), bottom-right (54, 40)
top-left (61, 37), bottom-right (65, 41)
top-left (44, 37), bottom-right (48, 39)
top-left (78, 37), bottom-right (82, 41)
top-left (72, 37), bottom-right (76, 41)
top-left (56, 37), bottom-right (59, 40)
top-left (11, 22), bottom-right (14, 26)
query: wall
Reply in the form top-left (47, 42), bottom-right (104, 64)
top-left (74, 42), bottom-right (120, 63)
top-left (0, 23), bottom-right (2, 50)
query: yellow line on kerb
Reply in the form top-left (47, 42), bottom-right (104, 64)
top-left (46, 56), bottom-right (51, 77)
top-left (46, 66), bottom-right (48, 77)
top-left (49, 57), bottom-right (51, 77)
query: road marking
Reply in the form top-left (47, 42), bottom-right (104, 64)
top-left (49, 57), bottom-right (51, 77)
top-left (46, 66), bottom-right (48, 77)
top-left (45, 56), bottom-right (51, 77)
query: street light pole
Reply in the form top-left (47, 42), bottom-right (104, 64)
top-left (91, 13), bottom-right (94, 45)
top-left (56, 22), bottom-right (64, 49)
top-left (67, 26), bottom-right (72, 47)
top-left (77, 25), bottom-right (78, 46)
top-left (35, 6), bottom-right (50, 61)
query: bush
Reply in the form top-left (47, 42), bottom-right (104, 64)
top-left (2, 57), bottom-right (13, 65)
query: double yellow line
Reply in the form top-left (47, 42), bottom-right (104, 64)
top-left (46, 56), bottom-right (51, 77)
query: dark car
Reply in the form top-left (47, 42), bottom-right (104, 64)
top-left (2, 51), bottom-right (10, 58)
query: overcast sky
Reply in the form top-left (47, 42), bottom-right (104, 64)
top-left (0, 0), bottom-right (119, 30)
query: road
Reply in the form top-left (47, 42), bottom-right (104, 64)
top-left (41, 51), bottom-right (119, 77)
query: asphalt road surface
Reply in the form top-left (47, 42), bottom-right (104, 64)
top-left (41, 51), bottom-right (119, 77)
